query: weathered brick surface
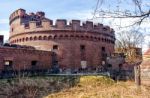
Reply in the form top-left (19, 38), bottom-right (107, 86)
top-left (0, 47), bottom-right (52, 71)
top-left (8, 9), bottom-right (115, 70)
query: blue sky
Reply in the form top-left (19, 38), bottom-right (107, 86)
top-left (0, 0), bottom-right (97, 41)
top-left (0, 0), bottom-right (149, 51)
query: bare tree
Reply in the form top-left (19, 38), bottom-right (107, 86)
top-left (90, 0), bottom-right (148, 61)
top-left (92, 0), bottom-right (150, 27)
top-left (115, 29), bottom-right (144, 62)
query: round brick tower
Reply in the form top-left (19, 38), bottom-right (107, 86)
top-left (9, 9), bottom-right (116, 71)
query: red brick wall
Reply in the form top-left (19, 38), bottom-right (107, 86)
top-left (9, 9), bottom-right (115, 70)
top-left (0, 47), bottom-right (52, 71)
top-left (9, 30), bottom-right (115, 69)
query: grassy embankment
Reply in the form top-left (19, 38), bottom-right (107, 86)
top-left (45, 76), bottom-right (150, 98)
top-left (0, 76), bottom-right (149, 98)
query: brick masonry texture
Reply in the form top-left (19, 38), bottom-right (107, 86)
top-left (0, 46), bottom-right (52, 71)
top-left (8, 9), bottom-right (115, 70)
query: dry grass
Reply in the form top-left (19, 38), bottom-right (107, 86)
top-left (45, 76), bottom-right (150, 98)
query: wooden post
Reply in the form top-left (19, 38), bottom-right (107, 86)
top-left (134, 66), bottom-right (141, 86)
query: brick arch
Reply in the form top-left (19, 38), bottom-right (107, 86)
top-left (102, 38), bottom-right (104, 42)
top-left (104, 38), bottom-right (107, 42)
top-left (106, 39), bottom-right (108, 43)
top-left (59, 35), bottom-right (63, 39)
top-left (75, 35), bottom-right (79, 38)
top-left (85, 35), bottom-right (89, 39)
top-left (38, 36), bottom-right (42, 40)
top-left (80, 35), bottom-right (84, 38)
top-left (54, 35), bottom-right (57, 39)
top-left (94, 37), bottom-right (97, 40)
top-left (70, 35), bottom-right (74, 37)
top-left (17, 39), bottom-right (19, 43)
top-left (48, 35), bottom-right (52, 40)
top-left (98, 37), bottom-right (101, 41)
top-left (22, 38), bottom-right (25, 42)
top-left (43, 36), bottom-right (48, 40)
top-left (34, 36), bottom-right (37, 40)
top-left (107, 39), bottom-right (110, 43)
top-left (26, 37), bottom-right (29, 41)
top-left (90, 36), bottom-right (93, 40)
top-left (30, 37), bottom-right (33, 41)
top-left (19, 38), bottom-right (21, 42)
top-left (64, 35), bottom-right (69, 38)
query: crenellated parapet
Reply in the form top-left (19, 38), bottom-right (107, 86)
top-left (9, 9), bottom-right (115, 43)
top-left (7, 9), bottom-right (116, 71)
top-left (22, 19), bottom-right (114, 34)
top-left (9, 9), bottom-right (46, 25)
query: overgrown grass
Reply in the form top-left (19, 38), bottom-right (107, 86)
top-left (0, 76), bottom-right (149, 98)
top-left (45, 76), bottom-right (150, 98)
top-left (0, 76), bottom-right (79, 98)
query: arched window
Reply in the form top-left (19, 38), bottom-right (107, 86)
top-left (22, 38), bottom-right (25, 42)
top-left (70, 35), bottom-right (74, 37)
top-left (39, 36), bottom-right (42, 40)
top-left (43, 36), bottom-right (48, 40)
top-left (54, 35), bottom-right (57, 39)
top-left (26, 37), bottom-right (29, 41)
top-left (94, 37), bottom-right (97, 40)
top-left (102, 38), bottom-right (104, 42)
top-left (80, 35), bottom-right (84, 40)
top-left (85, 36), bottom-right (89, 39)
top-left (34, 36), bottom-right (37, 40)
top-left (65, 35), bottom-right (68, 38)
top-left (59, 35), bottom-right (63, 39)
top-left (30, 37), bottom-right (33, 41)
top-left (76, 35), bottom-right (79, 38)
top-left (90, 36), bottom-right (93, 40)
top-left (48, 36), bottom-right (52, 40)
top-left (11, 28), bottom-right (14, 32)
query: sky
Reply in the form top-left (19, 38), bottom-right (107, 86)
top-left (0, 0), bottom-right (97, 41)
top-left (0, 0), bottom-right (149, 52)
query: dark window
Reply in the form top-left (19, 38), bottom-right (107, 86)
top-left (53, 45), bottom-right (58, 50)
top-left (31, 61), bottom-right (37, 66)
top-left (4, 60), bottom-right (13, 66)
top-left (80, 45), bottom-right (85, 51)
top-left (103, 27), bottom-right (107, 31)
top-left (4, 60), bottom-right (13, 70)
top-left (108, 64), bottom-right (112, 68)
top-left (25, 23), bottom-right (29, 28)
top-left (11, 28), bottom-right (13, 32)
top-left (36, 21), bottom-right (42, 26)
top-left (119, 64), bottom-right (122, 68)
top-left (102, 47), bottom-right (105, 52)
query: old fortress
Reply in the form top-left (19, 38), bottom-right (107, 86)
top-left (0, 9), bottom-right (115, 73)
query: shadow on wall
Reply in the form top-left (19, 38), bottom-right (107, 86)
top-left (0, 76), bottom-right (80, 98)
